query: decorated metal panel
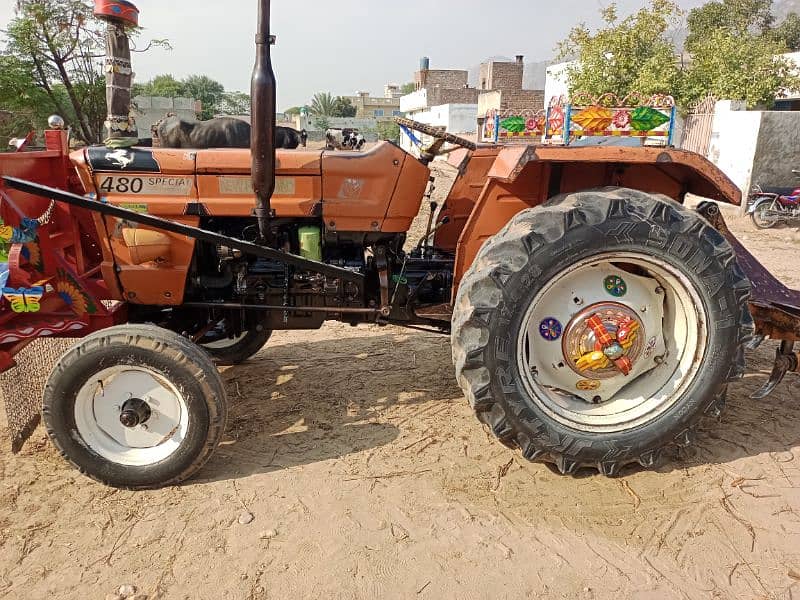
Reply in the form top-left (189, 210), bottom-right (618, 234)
top-left (486, 93), bottom-right (676, 146)
top-left (482, 109), bottom-right (547, 143)
top-left (545, 93), bottom-right (676, 146)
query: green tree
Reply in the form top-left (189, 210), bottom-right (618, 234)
top-left (217, 91), bottom-right (251, 115)
top-left (685, 0), bottom-right (775, 50)
top-left (284, 106), bottom-right (303, 116)
top-left (3, 0), bottom-right (106, 143)
top-left (331, 96), bottom-right (356, 117)
top-left (400, 82), bottom-right (415, 94)
top-left (310, 92), bottom-right (336, 116)
top-left (773, 12), bottom-right (800, 51)
top-left (182, 75), bottom-right (225, 119)
top-left (681, 0), bottom-right (800, 108)
top-left (682, 28), bottom-right (800, 108)
top-left (557, 1), bottom-right (683, 103)
top-left (313, 115), bottom-right (331, 131)
top-left (0, 54), bottom-right (51, 140)
top-left (136, 74), bottom-right (184, 98)
top-left (375, 121), bottom-right (400, 142)
top-left (3, 0), bottom-right (167, 143)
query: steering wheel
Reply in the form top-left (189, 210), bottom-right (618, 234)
top-left (395, 117), bottom-right (477, 155)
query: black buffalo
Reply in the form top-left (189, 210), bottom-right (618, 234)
top-left (156, 115), bottom-right (307, 150)
top-left (275, 126), bottom-right (307, 149)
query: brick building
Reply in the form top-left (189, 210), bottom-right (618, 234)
top-left (399, 56), bottom-right (545, 152)
top-left (477, 56), bottom-right (545, 129)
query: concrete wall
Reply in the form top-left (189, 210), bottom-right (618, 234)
top-left (750, 111), bottom-right (800, 190)
top-left (707, 101), bottom-right (762, 196)
top-left (346, 93), bottom-right (401, 119)
top-left (399, 103), bottom-right (478, 153)
top-left (401, 89), bottom-right (428, 113)
top-left (703, 101), bottom-right (800, 204)
top-left (545, 61), bottom-right (574, 106)
top-left (132, 96), bottom-right (198, 137)
top-left (478, 90), bottom-right (502, 118)
top-left (293, 114), bottom-right (381, 134)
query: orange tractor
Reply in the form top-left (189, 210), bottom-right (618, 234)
top-left (0, 0), bottom-right (798, 488)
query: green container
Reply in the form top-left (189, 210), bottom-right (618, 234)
top-left (297, 226), bottom-right (322, 262)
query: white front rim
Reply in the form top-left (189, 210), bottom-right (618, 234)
top-left (74, 366), bottom-right (189, 466)
top-left (516, 252), bottom-right (707, 433)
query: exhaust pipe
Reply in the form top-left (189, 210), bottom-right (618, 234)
top-left (251, 0), bottom-right (277, 243)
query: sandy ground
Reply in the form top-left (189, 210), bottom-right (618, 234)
top-left (2, 166), bottom-right (800, 600)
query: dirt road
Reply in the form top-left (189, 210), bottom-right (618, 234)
top-left (1, 168), bottom-right (799, 599)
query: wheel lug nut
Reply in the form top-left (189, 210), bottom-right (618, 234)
top-left (654, 355), bottom-right (665, 365)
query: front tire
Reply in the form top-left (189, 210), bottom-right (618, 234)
top-left (751, 199), bottom-right (778, 229)
top-left (452, 188), bottom-right (753, 475)
top-left (43, 324), bottom-right (227, 489)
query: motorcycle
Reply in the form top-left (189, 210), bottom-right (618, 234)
top-left (748, 170), bottom-right (800, 229)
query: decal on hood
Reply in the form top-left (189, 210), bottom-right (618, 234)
top-left (87, 147), bottom-right (161, 173)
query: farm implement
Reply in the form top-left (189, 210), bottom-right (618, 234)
top-left (0, 0), bottom-right (799, 488)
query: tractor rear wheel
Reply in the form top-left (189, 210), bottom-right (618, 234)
top-left (199, 320), bottom-right (272, 366)
top-left (43, 324), bottom-right (227, 489)
top-left (452, 187), bottom-right (753, 475)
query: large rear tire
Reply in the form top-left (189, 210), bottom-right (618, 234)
top-left (452, 188), bottom-right (753, 475)
top-left (43, 324), bottom-right (227, 489)
top-left (200, 322), bottom-right (272, 366)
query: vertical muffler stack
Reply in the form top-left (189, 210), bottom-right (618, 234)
top-left (93, 0), bottom-right (140, 147)
top-left (251, 0), bottom-right (277, 243)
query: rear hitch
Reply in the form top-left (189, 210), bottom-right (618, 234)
top-left (751, 341), bottom-right (800, 399)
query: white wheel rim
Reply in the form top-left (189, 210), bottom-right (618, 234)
top-left (74, 366), bottom-right (189, 466)
top-left (516, 252), bottom-right (707, 433)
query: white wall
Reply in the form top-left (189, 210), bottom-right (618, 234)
top-left (545, 61), bottom-right (574, 106)
top-left (399, 103), bottom-right (477, 153)
top-left (706, 100), bottom-right (762, 196)
top-left (477, 90), bottom-right (502, 118)
top-left (400, 89), bottom-right (428, 113)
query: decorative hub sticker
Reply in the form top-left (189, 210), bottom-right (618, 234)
top-left (604, 275), bottom-right (628, 298)
top-left (564, 303), bottom-right (646, 380)
top-left (539, 317), bottom-right (563, 341)
top-left (576, 379), bottom-right (601, 391)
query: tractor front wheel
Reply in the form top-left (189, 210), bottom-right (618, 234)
top-left (452, 188), bottom-right (753, 475)
top-left (43, 324), bottom-right (227, 489)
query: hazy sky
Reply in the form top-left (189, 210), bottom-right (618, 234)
top-left (1, 0), bottom-right (709, 110)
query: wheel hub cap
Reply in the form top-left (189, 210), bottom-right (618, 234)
top-left (564, 303), bottom-right (646, 379)
top-left (119, 397), bottom-right (152, 428)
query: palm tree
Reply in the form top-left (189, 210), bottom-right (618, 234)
top-left (310, 92), bottom-right (336, 116)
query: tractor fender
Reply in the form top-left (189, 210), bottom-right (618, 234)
top-left (485, 144), bottom-right (742, 207)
